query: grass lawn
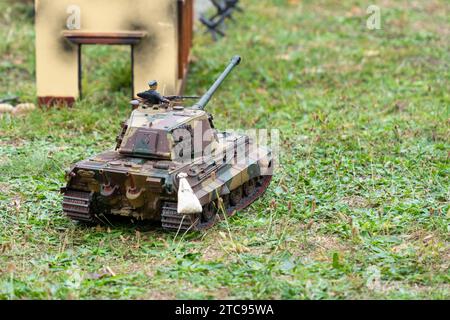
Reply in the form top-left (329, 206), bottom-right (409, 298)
top-left (0, 0), bottom-right (449, 299)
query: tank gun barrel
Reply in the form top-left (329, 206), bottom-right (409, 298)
top-left (165, 95), bottom-right (200, 101)
top-left (192, 55), bottom-right (241, 110)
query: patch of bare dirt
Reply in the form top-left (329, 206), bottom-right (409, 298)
top-left (0, 137), bottom-right (25, 147)
top-left (0, 182), bottom-right (11, 194)
top-left (283, 222), bottom-right (352, 261)
top-left (341, 196), bottom-right (370, 208)
top-left (370, 280), bottom-right (450, 296)
top-left (308, 234), bottom-right (351, 261)
top-left (143, 290), bottom-right (176, 300)
top-left (202, 244), bottom-right (226, 262)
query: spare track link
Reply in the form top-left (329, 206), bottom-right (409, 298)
top-left (62, 189), bottom-right (95, 223)
top-left (161, 202), bottom-right (200, 232)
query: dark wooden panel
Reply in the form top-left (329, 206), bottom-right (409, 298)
top-left (178, 0), bottom-right (194, 80)
top-left (62, 31), bottom-right (147, 45)
top-left (38, 96), bottom-right (76, 106)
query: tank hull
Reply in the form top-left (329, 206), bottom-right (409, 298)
top-left (62, 136), bottom-right (273, 231)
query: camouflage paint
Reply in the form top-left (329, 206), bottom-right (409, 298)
top-left (62, 56), bottom-right (274, 231)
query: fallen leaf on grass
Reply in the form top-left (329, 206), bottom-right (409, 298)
top-left (346, 6), bottom-right (364, 17)
top-left (219, 231), bottom-right (228, 240)
top-left (228, 242), bottom-right (250, 254)
top-left (306, 219), bottom-right (314, 230)
top-left (276, 53), bottom-right (291, 61)
top-left (364, 50), bottom-right (380, 57)
top-left (119, 235), bottom-right (130, 243)
top-left (7, 263), bottom-right (16, 273)
top-left (256, 87), bottom-right (268, 94)
top-left (105, 266), bottom-right (116, 277)
top-left (12, 198), bottom-right (21, 212)
top-left (392, 243), bottom-right (409, 253)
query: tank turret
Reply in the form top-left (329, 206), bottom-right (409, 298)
top-left (115, 56), bottom-right (242, 160)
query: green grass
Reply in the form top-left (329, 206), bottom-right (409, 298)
top-left (0, 0), bottom-right (449, 300)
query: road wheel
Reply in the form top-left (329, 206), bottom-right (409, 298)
top-left (202, 202), bottom-right (215, 222)
top-left (230, 187), bottom-right (243, 206)
top-left (243, 179), bottom-right (256, 196)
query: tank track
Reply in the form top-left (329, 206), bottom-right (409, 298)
top-left (62, 189), bottom-right (95, 223)
top-left (62, 176), bottom-right (272, 231)
top-left (228, 175), bottom-right (273, 217)
top-left (161, 175), bottom-right (272, 232)
top-left (161, 202), bottom-right (200, 232)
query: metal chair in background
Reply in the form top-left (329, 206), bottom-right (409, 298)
top-left (199, 0), bottom-right (243, 41)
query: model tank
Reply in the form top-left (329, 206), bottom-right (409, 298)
top-left (61, 56), bottom-right (273, 232)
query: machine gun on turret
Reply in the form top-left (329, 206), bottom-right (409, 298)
top-left (164, 95), bottom-right (200, 101)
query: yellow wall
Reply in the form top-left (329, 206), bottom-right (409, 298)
top-left (35, 0), bottom-right (180, 101)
